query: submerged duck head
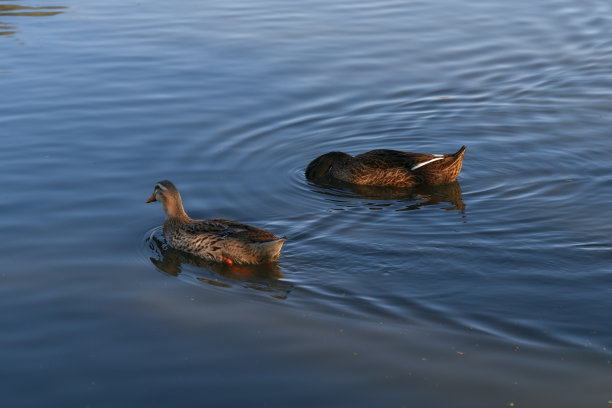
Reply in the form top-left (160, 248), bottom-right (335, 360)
top-left (146, 180), bottom-right (189, 220)
top-left (305, 152), bottom-right (353, 179)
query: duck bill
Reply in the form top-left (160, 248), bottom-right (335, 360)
top-left (146, 193), bottom-right (157, 203)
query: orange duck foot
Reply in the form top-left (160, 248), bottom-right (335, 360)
top-left (224, 258), bottom-right (254, 276)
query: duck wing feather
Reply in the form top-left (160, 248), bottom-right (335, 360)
top-left (183, 218), bottom-right (280, 242)
top-left (356, 149), bottom-right (445, 170)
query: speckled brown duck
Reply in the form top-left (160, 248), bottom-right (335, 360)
top-left (146, 180), bottom-right (286, 265)
top-left (306, 145), bottom-right (466, 187)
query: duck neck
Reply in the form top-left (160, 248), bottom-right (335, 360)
top-left (162, 195), bottom-right (190, 222)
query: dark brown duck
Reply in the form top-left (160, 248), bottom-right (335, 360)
top-left (306, 145), bottom-right (466, 187)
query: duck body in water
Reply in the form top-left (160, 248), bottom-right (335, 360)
top-left (306, 146), bottom-right (466, 187)
top-left (146, 180), bottom-right (285, 265)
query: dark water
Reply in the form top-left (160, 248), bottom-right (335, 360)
top-left (2, 0), bottom-right (612, 406)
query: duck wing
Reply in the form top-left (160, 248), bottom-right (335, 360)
top-left (355, 149), bottom-right (441, 170)
top-left (185, 218), bottom-right (280, 242)
top-left (357, 147), bottom-right (465, 171)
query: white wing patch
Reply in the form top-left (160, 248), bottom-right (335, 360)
top-left (411, 157), bottom-right (444, 171)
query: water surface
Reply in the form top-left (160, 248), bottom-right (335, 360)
top-left (2, 0), bottom-right (612, 406)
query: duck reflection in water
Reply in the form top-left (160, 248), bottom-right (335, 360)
top-left (147, 233), bottom-right (293, 300)
top-left (0, 3), bottom-right (67, 39)
top-left (309, 178), bottom-right (466, 213)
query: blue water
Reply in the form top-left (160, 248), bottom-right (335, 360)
top-left (2, 0), bottom-right (612, 406)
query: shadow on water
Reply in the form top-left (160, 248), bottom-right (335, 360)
top-left (0, 2), bottom-right (67, 39)
top-left (145, 228), bottom-right (294, 300)
top-left (308, 178), bottom-right (466, 213)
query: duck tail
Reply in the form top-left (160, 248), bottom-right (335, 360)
top-left (454, 145), bottom-right (467, 159)
top-left (413, 146), bottom-right (466, 184)
top-left (250, 237), bottom-right (287, 262)
top-left (442, 145), bottom-right (466, 182)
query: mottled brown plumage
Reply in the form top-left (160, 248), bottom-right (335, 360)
top-left (306, 146), bottom-right (466, 187)
top-left (146, 180), bottom-right (285, 264)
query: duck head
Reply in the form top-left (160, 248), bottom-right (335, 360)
top-left (146, 180), bottom-right (189, 220)
top-left (305, 152), bottom-right (353, 179)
